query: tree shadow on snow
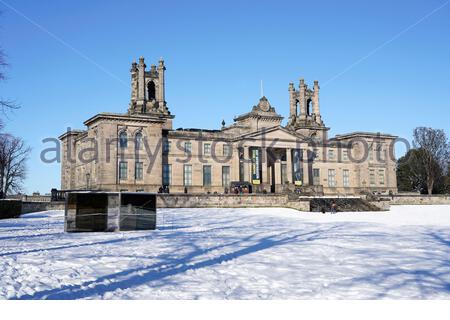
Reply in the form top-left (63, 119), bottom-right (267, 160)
top-left (326, 228), bottom-right (450, 299)
top-left (16, 226), bottom-right (336, 300)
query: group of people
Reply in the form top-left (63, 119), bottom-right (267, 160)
top-left (158, 186), bottom-right (170, 194)
top-left (321, 200), bottom-right (338, 214)
top-left (232, 185), bottom-right (250, 194)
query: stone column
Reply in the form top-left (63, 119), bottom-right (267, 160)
top-left (286, 148), bottom-right (292, 184)
top-left (302, 148), bottom-right (309, 186)
top-left (288, 82), bottom-right (296, 120)
top-left (158, 58), bottom-right (165, 106)
top-left (261, 147), bottom-right (267, 185)
top-left (232, 145), bottom-right (240, 181)
top-left (130, 60), bottom-right (138, 101)
top-left (299, 78), bottom-right (306, 120)
top-left (274, 159), bottom-right (282, 192)
top-left (243, 146), bottom-right (250, 182)
top-left (138, 56), bottom-right (146, 100)
top-left (313, 80), bottom-right (321, 124)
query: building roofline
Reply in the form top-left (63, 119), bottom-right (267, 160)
top-left (83, 112), bottom-right (167, 126)
top-left (332, 131), bottom-right (398, 140)
top-left (58, 130), bottom-right (85, 140)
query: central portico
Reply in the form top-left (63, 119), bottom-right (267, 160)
top-left (232, 126), bottom-right (312, 193)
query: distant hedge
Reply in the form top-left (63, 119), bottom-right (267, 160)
top-left (0, 200), bottom-right (22, 219)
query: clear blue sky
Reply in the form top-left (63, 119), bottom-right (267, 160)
top-left (1, 0), bottom-right (449, 194)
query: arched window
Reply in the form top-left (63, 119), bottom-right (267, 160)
top-left (306, 99), bottom-right (312, 116)
top-left (119, 131), bottom-right (127, 149)
top-left (135, 132), bottom-right (143, 150)
top-left (147, 81), bottom-right (156, 100)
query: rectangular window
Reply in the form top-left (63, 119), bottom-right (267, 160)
top-left (313, 168), bottom-right (320, 186)
top-left (378, 169), bottom-right (385, 185)
top-left (369, 169), bottom-right (376, 186)
top-left (342, 149), bottom-right (349, 161)
top-left (379, 148), bottom-right (386, 161)
top-left (184, 142), bottom-right (192, 154)
top-left (223, 145), bottom-right (232, 157)
top-left (135, 162), bottom-right (143, 180)
top-left (119, 133), bottom-right (127, 149)
top-left (328, 149), bottom-right (335, 160)
top-left (313, 148), bottom-right (320, 160)
top-left (163, 164), bottom-right (172, 185)
top-left (135, 134), bottom-right (143, 150)
top-left (119, 161), bottom-right (127, 180)
top-left (163, 139), bottom-right (171, 154)
top-left (343, 169), bottom-right (350, 187)
top-left (328, 169), bottom-right (336, 187)
top-left (183, 165), bottom-right (192, 186)
top-left (203, 165), bottom-right (212, 186)
top-left (222, 166), bottom-right (230, 187)
top-left (203, 143), bottom-right (211, 156)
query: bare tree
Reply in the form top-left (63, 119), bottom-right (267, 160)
top-left (413, 127), bottom-right (450, 195)
top-left (0, 47), bottom-right (19, 116)
top-left (0, 133), bottom-right (31, 198)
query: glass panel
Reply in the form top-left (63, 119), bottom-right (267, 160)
top-left (370, 169), bottom-right (376, 186)
top-left (328, 169), bottom-right (336, 187)
top-left (204, 143), bottom-right (211, 155)
top-left (343, 169), bottom-right (349, 187)
top-left (135, 133), bottom-right (143, 150)
top-left (119, 132), bottom-right (127, 149)
top-left (203, 165), bottom-right (212, 186)
top-left (313, 168), bottom-right (320, 186)
top-left (342, 149), bottom-right (348, 161)
top-left (119, 162), bottom-right (127, 180)
top-left (163, 138), bottom-right (171, 153)
top-left (223, 145), bottom-right (231, 156)
top-left (184, 165), bottom-right (192, 186)
top-left (378, 169), bottom-right (385, 185)
top-left (222, 166), bottom-right (230, 187)
top-left (163, 164), bottom-right (171, 185)
top-left (135, 162), bottom-right (143, 180)
top-left (184, 142), bottom-right (192, 153)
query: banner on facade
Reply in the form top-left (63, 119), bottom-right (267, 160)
top-left (293, 149), bottom-right (302, 185)
top-left (251, 148), bottom-right (261, 185)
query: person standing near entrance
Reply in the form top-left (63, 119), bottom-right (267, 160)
top-left (330, 200), bottom-right (337, 214)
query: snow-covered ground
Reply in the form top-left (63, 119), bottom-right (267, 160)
top-left (1, 205), bottom-right (450, 299)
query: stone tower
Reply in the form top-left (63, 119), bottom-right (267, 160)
top-left (128, 56), bottom-right (172, 119)
top-left (286, 78), bottom-right (328, 141)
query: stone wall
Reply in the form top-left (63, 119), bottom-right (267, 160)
top-left (22, 201), bottom-right (65, 214)
top-left (388, 195), bottom-right (450, 205)
top-left (17, 194), bottom-right (450, 215)
top-left (367, 200), bottom-right (391, 211)
top-left (157, 194), bottom-right (311, 211)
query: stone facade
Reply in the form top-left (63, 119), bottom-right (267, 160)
top-left (59, 57), bottom-right (398, 195)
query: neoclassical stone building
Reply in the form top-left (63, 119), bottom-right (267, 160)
top-left (59, 57), bottom-right (398, 195)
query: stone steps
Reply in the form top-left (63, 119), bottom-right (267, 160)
top-left (309, 198), bottom-right (382, 212)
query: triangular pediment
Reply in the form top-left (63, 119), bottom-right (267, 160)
top-left (237, 126), bottom-right (308, 143)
